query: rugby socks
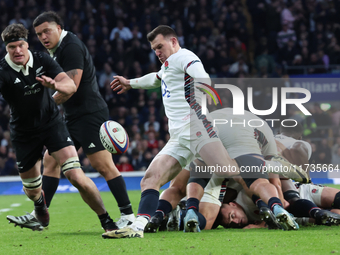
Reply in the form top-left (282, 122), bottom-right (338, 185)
top-left (154, 199), bottom-right (173, 219)
top-left (289, 199), bottom-right (321, 218)
top-left (42, 175), bottom-right (60, 208)
top-left (186, 198), bottom-right (200, 212)
top-left (136, 189), bottom-right (159, 221)
top-left (34, 192), bottom-right (45, 207)
top-left (332, 192), bottom-right (340, 209)
top-left (268, 197), bottom-right (283, 211)
top-left (107, 176), bottom-right (133, 215)
top-left (252, 195), bottom-right (269, 209)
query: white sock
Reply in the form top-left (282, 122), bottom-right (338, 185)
top-left (131, 216), bottom-right (148, 230)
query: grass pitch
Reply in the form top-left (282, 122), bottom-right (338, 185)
top-left (1, 187), bottom-right (340, 255)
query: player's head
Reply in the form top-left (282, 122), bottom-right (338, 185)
top-left (279, 121), bottom-right (303, 140)
top-left (218, 202), bottom-right (248, 228)
top-left (147, 25), bottom-right (179, 64)
top-left (1, 24), bottom-right (30, 66)
top-left (33, 11), bottom-right (64, 50)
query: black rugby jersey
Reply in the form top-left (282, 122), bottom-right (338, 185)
top-left (0, 51), bottom-right (63, 133)
top-left (52, 32), bottom-right (107, 121)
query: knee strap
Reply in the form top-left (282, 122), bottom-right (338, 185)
top-left (22, 175), bottom-right (42, 190)
top-left (283, 190), bottom-right (300, 202)
top-left (61, 157), bottom-right (81, 174)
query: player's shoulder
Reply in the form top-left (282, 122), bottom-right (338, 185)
top-left (60, 32), bottom-right (83, 49)
top-left (32, 50), bottom-right (49, 59)
top-left (0, 57), bottom-right (9, 70)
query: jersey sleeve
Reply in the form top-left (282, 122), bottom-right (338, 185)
top-left (59, 43), bottom-right (84, 72)
top-left (183, 59), bottom-right (210, 79)
top-left (41, 52), bottom-right (64, 79)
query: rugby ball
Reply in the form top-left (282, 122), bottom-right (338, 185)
top-left (99, 121), bottom-right (129, 154)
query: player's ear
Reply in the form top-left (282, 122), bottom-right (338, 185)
top-left (229, 202), bottom-right (237, 207)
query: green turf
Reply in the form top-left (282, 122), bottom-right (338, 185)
top-left (1, 186), bottom-right (340, 255)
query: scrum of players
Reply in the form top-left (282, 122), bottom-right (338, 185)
top-left (144, 108), bottom-right (340, 232)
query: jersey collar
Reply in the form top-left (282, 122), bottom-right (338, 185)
top-left (48, 29), bottom-right (68, 57)
top-left (5, 50), bottom-right (33, 76)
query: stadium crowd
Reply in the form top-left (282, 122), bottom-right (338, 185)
top-left (0, 0), bottom-right (339, 175)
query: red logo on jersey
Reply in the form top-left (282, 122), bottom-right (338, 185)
top-left (196, 131), bottom-right (202, 138)
top-left (164, 61), bottom-right (169, 70)
top-left (312, 188), bottom-right (317, 194)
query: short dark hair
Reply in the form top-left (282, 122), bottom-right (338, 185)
top-left (1, 23), bottom-right (28, 43)
top-left (280, 121), bottom-right (303, 136)
top-left (33, 11), bottom-right (64, 29)
top-left (146, 25), bottom-right (177, 42)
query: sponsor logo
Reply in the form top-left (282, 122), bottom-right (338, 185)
top-left (14, 78), bottom-right (21, 84)
top-left (88, 143), bottom-right (96, 148)
top-left (36, 66), bottom-right (45, 76)
top-left (67, 137), bottom-right (72, 142)
top-left (24, 82), bottom-right (39, 89)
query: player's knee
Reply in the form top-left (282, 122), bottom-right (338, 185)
top-left (187, 177), bottom-right (210, 190)
top-left (22, 175), bottom-right (42, 199)
top-left (283, 190), bottom-right (300, 204)
top-left (61, 157), bottom-right (81, 174)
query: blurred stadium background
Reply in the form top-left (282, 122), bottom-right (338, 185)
top-left (0, 0), bottom-right (340, 192)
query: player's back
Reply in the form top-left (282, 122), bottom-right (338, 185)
top-left (210, 108), bottom-right (277, 158)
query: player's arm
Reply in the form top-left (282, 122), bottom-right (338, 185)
top-left (281, 142), bottom-right (309, 171)
top-left (36, 73), bottom-right (76, 96)
top-left (111, 73), bottom-right (161, 94)
top-left (53, 69), bottom-right (83, 105)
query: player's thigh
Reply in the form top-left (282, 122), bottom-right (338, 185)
top-left (168, 168), bottom-right (190, 190)
top-left (142, 154), bottom-right (183, 190)
top-left (44, 120), bottom-right (75, 164)
top-left (67, 108), bottom-right (108, 154)
top-left (19, 160), bottom-right (42, 179)
top-left (12, 132), bottom-right (45, 173)
top-left (87, 149), bottom-right (117, 173)
top-left (321, 186), bottom-right (340, 208)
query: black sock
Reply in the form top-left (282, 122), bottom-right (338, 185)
top-left (289, 199), bottom-right (321, 218)
top-left (155, 199), bottom-right (173, 219)
top-left (252, 195), bottom-right (269, 209)
top-left (34, 192), bottom-right (45, 207)
top-left (42, 176), bottom-right (60, 208)
top-left (186, 198), bottom-right (200, 211)
top-left (137, 189), bottom-right (159, 221)
top-left (268, 197), bottom-right (283, 211)
top-left (107, 176), bottom-right (133, 215)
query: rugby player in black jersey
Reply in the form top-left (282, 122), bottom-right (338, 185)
top-left (8, 11), bottom-right (135, 231)
top-left (2, 24), bottom-right (116, 232)
top-left (33, 11), bottom-right (134, 229)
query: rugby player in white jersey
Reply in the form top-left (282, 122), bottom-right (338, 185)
top-left (103, 26), bottom-right (304, 238)
top-left (103, 25), bottom-right (241, 239)
top-left (275, 122), bottom-right (340, 225)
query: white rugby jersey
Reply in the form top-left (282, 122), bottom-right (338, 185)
top-left (274, 134), bottom-right (312, 160)
top-left (234, 190), bottom-right (261, 223)
top-left (156, 48), bottom-right (210, 130)
top-left (210, 108), bottom-right (277, 158)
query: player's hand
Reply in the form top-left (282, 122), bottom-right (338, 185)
top-left (110, 75), bottom-right (132, 94)
top-left (36, 75), bottom-right (56, 89)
